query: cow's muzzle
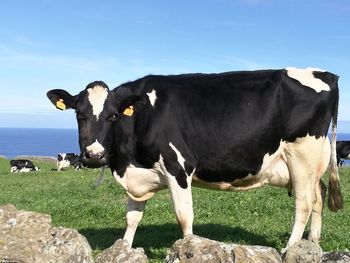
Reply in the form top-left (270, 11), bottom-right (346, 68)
top-left (80, 150), bottom-right (107, 168)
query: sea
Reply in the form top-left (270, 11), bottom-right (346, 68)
top-left (1, 127), bottom-right (350, 164)
top-left (0, 128), bottom-right (79, 159)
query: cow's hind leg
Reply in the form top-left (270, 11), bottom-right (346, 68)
top-left (285, 135), bottom-right (328, 249)
top-left (308, 179), bottom-right (326, 243)
top-left (287, 174), bottom-right (315, 248)
top-left (123, 198), bottom-right (146, 246)
top-left (308, 139), bottom-right (330, 243)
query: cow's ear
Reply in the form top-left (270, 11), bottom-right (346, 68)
top-left (118, 95), bottom-right (147, 117)
top-left (47, 89), bottom-right (77, 110)
top-left (111, 86), bottom-right (147, 117)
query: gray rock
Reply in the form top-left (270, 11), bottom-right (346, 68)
top-left (282, 240), bottom-right (322, 263)
top-left (95, 239), bottom-right (148, 263)
top-left (165, 234), bottom-right (282, 263)
top-left (0, 204), bottom-right (93, 263)
top-left (322, 251), bottom-right (350, 263)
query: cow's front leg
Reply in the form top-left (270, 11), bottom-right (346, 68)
top-left (160, 156), bottom-right (194, 237)
top-left (123, 197), bottom-right (146, 246)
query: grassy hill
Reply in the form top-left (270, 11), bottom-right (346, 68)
top-left (0, 157), bottom-right (349, 261)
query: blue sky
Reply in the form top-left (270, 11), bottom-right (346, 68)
top-left (0, 0), bottom-right (349, 130)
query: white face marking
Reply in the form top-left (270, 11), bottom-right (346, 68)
top-left (169, 142), bottom-right (186, 171)
top-left (86, 139), bottom-right (105, 155)
top-left (286, 67), bottom-right (330, 93)
top-left (147, 90), bottom-right (157, 107)
top-left (87, 85), bottom-right (108, 120)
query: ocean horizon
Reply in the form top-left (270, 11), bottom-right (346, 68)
top-left (1, 127), bottom-right (350, 163)
top-left (0, 128), bottom-right (79, 159)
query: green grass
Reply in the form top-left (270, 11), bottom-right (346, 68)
top-left (1, 157), bottom-right (349, 262)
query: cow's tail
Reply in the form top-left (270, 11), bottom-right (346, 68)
top-left (328, 81), bottom-right (343, 212)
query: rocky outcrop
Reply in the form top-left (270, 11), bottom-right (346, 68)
top-left (165, 235), bottom-right (282, 263)
top-left (322, 251), bottom-right (350, 263)
top-left (165, 235), bottom-right (350, 263)
top-left (1, 204), bottom-right (348, 263)
top-left (0, 204), bottom-right (93, 263)
top-left (95, 239), bottom-right (148, 263)
top-left (282, 240), bottom-right (322, 263)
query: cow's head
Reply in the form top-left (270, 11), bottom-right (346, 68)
top-left (47, 81), bottom-right (146, 169)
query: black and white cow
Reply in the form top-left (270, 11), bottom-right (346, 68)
top-left (336, 141), bottom-right (350, 166)
top-left (47, 67), bottom-right (343, 250)
top-left (57, 153), bottom-right (82, 171)
top-left (10, 159), bottom-right (40, 173)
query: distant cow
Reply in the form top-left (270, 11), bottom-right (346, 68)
top-left (336, 141), bottom-right (350, 166)
top-left (10, 159), bottom-right (39, 173)
top-left (57, 153), bottom-right (82, 171)
top-left (47, 67), bottom-right (343, 250)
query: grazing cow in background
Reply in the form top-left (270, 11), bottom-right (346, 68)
top-left (10, 159), bottom-right (40, 173)
top-left (57, 153), bottom-right (82, 171)
top-left (47, 67), bottom-right (343, 251)
top-left (336, 141), bottom-right (350, 166)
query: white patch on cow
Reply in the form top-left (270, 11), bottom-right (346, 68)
top-left (58, 160), bottom-right (70, 171)
top-left (19, 168), bottom-right (32, 173)
top-left (147, 90), bottom-right (157, 107)
top-left (169, 142), bottom-right (186, 171)
top-left (113, 163), bottom-right (166, 202)
top-left (87, 85), bottom-right (108, 120)
top-left (57, 153), bottom-right (70, 171)
top-left (286, 67), bottom-right (329, 93)
top-left (10, 166), bottom-right (17, 173)
top-left (86, 140), bottom-right (105, 155)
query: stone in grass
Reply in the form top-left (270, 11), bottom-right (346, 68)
top-left (0, 204), bottom-right (93, 263)
top-left (165, 234), bottom-right (282, 263)
top-left (95, 239), bottom-right (148, 263)
top-left (282, 239), bottom-right (322, 263)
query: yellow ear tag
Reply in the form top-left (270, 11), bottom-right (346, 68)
top-left (123, 105), bottom-right (134, 116)
top-left (56, 99), bottom-right (66, 110)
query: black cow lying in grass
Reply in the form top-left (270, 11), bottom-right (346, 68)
top-left (10, 159), bottom-right (40, 173)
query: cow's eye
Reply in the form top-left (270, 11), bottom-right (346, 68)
top-left (108, 114), bottom-right (118, 122)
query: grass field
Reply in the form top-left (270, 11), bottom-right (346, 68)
top-left (0, 157), bottom-right (349, 262)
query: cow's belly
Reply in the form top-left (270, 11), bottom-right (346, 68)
top-left (192, 141), bottom-right (292, 192)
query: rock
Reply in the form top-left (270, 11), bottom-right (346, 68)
top-left (165, 234), bottom-right (282, 263)
top-left (0, 204), bottom-right (93, 263)
top-left (95, 239), bottom-right (148, 263)
top-left (282, 240), bottom-right (322, 263)
top-left (0, 204), bottom-right (347, 263)
top-left (322, 251), bottom-right (350, 263)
